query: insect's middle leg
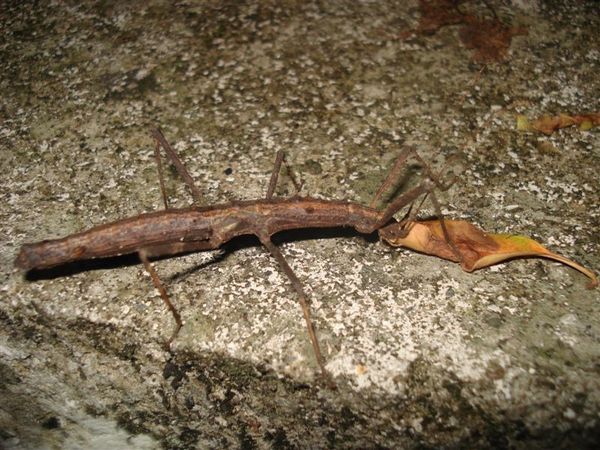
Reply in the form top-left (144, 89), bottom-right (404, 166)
top-left (138, 249), bottom-right (182, 348)
top-left (259, 235), bottom-right (333, 386)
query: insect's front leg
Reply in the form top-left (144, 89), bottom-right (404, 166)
top-left (368, 146), bottom-right (464, 262)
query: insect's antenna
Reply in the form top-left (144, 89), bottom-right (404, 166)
top-left (265, 150), bottom-right (302, 200)
top-left (151, 128), bottom-right (203, 206)
top-left (412, 151), bottom-right (462, 193)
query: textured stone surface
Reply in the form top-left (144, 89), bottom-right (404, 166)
top-left (1, 1), bottom-right (599, 448)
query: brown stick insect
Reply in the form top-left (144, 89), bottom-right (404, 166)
top-left (15, 129), bottom-right (459, 384)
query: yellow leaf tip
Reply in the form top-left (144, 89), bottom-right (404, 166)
top-left (516, 115), bottom-right (530, 131)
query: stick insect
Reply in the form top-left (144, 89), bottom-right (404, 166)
top-left (15, 129), bottom-right (458, 384)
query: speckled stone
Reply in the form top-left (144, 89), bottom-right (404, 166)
top-left (1, 1), bottom-right (599, 448)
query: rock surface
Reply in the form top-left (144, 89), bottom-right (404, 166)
top-left (1, 1), bottom-right (599, 448)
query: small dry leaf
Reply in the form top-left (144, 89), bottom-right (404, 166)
top-left (355, 364), bottom-right (368, 376)
top-left (416, 0), bottom-right (464, 34)
top-left (411, 0), bottom-right (527, 62)
top-left (459, 17), bottom-right (527, 63)
top-left (380, 220), bottom-right (598, 288)
top-left (517, 113), bottom-right (600, 135)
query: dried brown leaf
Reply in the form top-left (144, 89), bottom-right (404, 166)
top-left (416, 0), bottom-right (464, 34)
top-left (459, 16), bottom-right (527, 62)
top-left (380, 219), bottom-right (598, 288)
top-left (517, 113), bottom-right (600, 135)
top-left (412, 0), bottom-right (527, 62)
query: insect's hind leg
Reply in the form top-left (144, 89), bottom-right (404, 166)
top-left (411, 151), bottom-right (462, 193)
top-left (151, 128), bottom-right (203, 207)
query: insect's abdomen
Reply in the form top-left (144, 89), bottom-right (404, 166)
top-left (15, 210), bottom-right (212, 270)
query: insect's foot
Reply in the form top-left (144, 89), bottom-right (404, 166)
top-left (318, 369), bottom-right (337, 390)
top-left (323, 378), bottom-right (337, 390)
top-left (161, 338), bottom-right (176, 354)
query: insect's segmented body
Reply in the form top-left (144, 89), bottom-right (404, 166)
top-left (16, 129), bottom-right (448, 385)
top-left (15, 197), bottom-right (382, 271)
